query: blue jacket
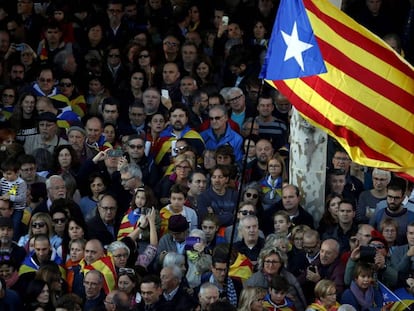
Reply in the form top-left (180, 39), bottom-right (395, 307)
top-left (201, 124), bottom-right (243, 164)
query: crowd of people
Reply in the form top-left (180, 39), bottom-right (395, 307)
top-left (0, 0), bottom-right (412, 310)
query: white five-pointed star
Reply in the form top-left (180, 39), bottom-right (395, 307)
top-left (281, 21), bottom-right (313, 71)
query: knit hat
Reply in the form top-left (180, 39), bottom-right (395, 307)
top-left (0, 217), bottom-right (12, 228)
top-left (168, 215), bottom-right (189, 232)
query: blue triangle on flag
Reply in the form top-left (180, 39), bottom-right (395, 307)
top-left (260, 0), bottom-right (327, 80)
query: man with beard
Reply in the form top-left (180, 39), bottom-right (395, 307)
top-left (155, 103), bottom-right (204, 169)
top-left (9, 63), bottom-right (28, 92)
top-left (245, 138), bottom-right (274, 182)
top-left (0, 216), bottom-right (25, 265)
top-left (370, 177), bottom-right (414, 244)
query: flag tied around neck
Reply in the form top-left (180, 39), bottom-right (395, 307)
top-left (261, 0), bottom-right (414, 179)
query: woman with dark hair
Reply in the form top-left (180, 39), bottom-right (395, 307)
top-left (136, 47), bottom-right (156, 86)
top-left (51, 145), bottom-right (80, 177)
top-left (192, 55), bottom-right (216, 88)
top-left (123, 68), bottom-right (148, 104)
top-left (79, 172), bottom-right (108, 221)
top-left (35, 263), bottom-right (65, 308)
top-left (118, 186), bottom-right (159, 245)
top-left (117, 267), bottom-right (141, 308)
top-left (25, 279), bottom-right (53, 311)
top-left (103, 122), bottom-right (121, 148)
top-left (145, 112), bottom-right (166, 156)
top-left (58, 217), bottom-right (88, 261)
top-left (318, 193), bottom-right (342, 235)
top-left (9, 92), bottom-right (37, 143)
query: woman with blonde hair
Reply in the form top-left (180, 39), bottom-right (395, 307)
top-left (246, 247), bottom-right (306, 310)
top-left (18, 212), bottom-right (61, 252)
top-left (306, 279), bottom-right (340, 311)
top-left (238, 286), bottom-right (267, 311)
top-left (156, 154), bottom-right (195, 205)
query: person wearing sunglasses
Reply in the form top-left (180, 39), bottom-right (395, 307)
top-left (117, 267), bottom-right (140, 308)
top-left (18, 212), bottom-right (61, 253)
top-left (345, 230), bottom-right (397, 290)
top-left (224, 201), bottom-right (264, 244)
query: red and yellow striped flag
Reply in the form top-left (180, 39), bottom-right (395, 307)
top-left (265, 0), bottom-right (414, 178)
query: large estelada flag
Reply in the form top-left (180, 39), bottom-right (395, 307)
top-left (260, 0), bottom-right (414, 178)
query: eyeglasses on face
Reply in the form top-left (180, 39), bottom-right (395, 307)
top-left (52, 217), bottom-right (66, 224)
top-left (209, 115), bottom-right (224, 121)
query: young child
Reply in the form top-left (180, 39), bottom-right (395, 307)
top-left (159, 184), bottom-right (198, 237)
top-left (0, 158), bottom-right (27, 240)
top-left (263, 274), bottom-right (296, 310)
top-left (341, 262), bottom-right (383, 310)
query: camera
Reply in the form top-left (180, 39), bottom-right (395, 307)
top-left (360, 246), bottom-right (376, 263)
top-left (185, 237), bottom-right (201, 251)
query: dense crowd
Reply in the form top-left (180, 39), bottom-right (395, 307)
top-left (0, 0), bottom-right (412, 310)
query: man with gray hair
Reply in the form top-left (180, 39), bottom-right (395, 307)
top-left (198, 282), bottom-right (220, 311)
top-left (83, 270), bottom-right (105, 310)
top-left (124, 134), bottom-right (160, 187)
top-left (32, 175), bottom-right (67, 214)
top-left (227, 87), bottom-right (255, 129)
top-left (233, 215), bottom-right (264, 265)
top-left (160, 266), bottom-right (196, 309)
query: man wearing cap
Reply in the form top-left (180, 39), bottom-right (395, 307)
top-left (0, 216), bottom-right (26, 265)
top-left (23, 111), bottom-right (68, 154)
top-left (156, 215), bottom-right (189, 265)
top-left (67, 125), bottom-right (87, 159)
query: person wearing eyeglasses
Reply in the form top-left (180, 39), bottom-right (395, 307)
top-left (87, 194), bottom-right (119, 247)
top-left (370, 177), bottom-right (414, 245)
top-left (306, 279), bottom-right (340, 311)
top-left (23, 111), bottom-right (69, 155)
top-left (200, 256), bottom-right (243, 306)
top-left (18, 212), bottom-right (62, 252)
top-left (102, 46), bottom-right (128, 95)
top-left (246, 247), bottom-right (307, 310)
top-left (201, 105), bottom-right (243, 165)
top-left (345, 230), bottom-right (398, 290)
top-left (30, 67), bottom-right (72, 116)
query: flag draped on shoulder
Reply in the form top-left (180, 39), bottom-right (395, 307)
top-left (262, 0), bottom-right (414, 178)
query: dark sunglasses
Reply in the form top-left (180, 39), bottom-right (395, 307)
top-left (32, 222), bottom-right (46, 228)
top-left (245, 192), bottom-right (258, 199)
top-left (239, 210), bottom-right (255, 216)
